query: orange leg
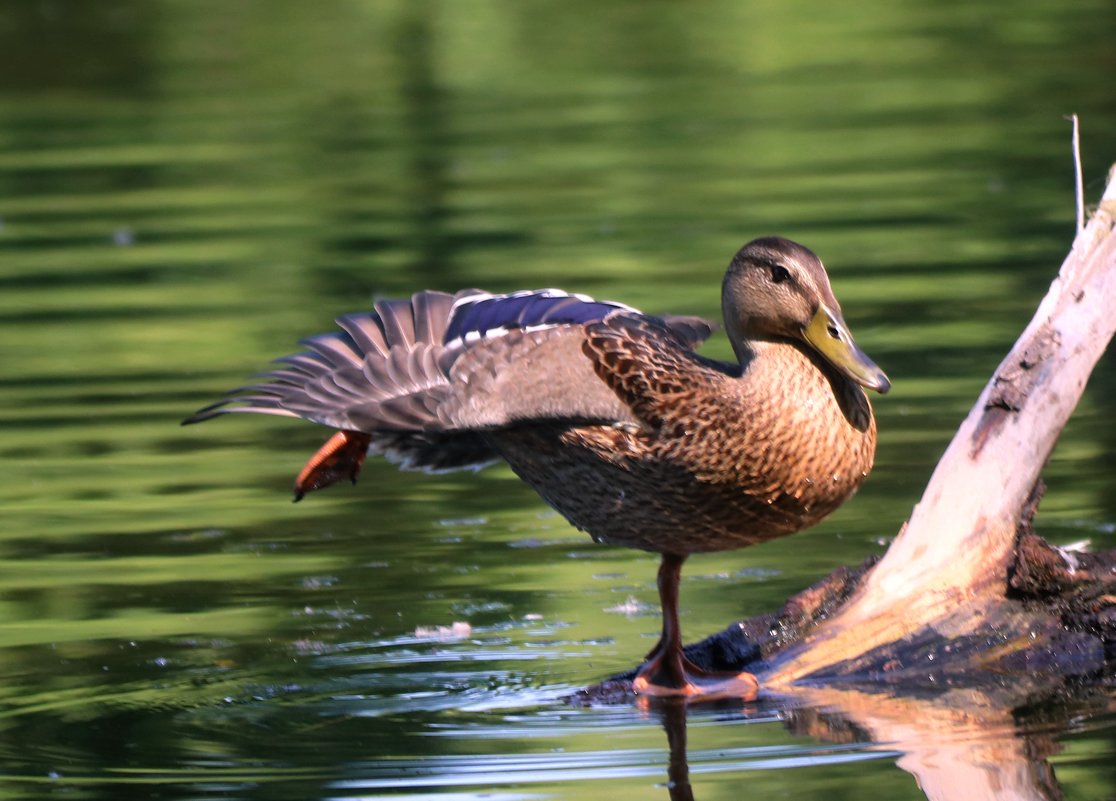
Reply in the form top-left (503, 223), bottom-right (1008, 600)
top-left (293, 430), bottom-right (372, 501)
top-left (632, 553), bottom-right (759, 700)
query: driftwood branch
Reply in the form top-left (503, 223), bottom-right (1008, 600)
top-left (1070, 114), bottom-right (1084, 235)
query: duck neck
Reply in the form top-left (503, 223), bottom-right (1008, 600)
top-left (745, 338), bottom-right (872, 432)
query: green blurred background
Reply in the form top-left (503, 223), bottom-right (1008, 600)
top-left (1, 1), bottom-right (1114, 799)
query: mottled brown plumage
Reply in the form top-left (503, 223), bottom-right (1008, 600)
top-left (493, 317), bottom-right (876, 556)
top-left (184, 236), bottom-right (889, 699)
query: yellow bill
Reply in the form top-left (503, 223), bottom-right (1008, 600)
top-left (804, 305), bottom-right (890, 393)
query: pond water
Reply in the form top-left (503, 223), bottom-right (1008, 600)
top-left (2, 1), bottom-right (1116, 799)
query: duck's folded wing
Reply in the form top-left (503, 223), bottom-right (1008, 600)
top-left (582, 313), bottom-right (727, 429)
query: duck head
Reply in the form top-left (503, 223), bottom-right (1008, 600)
top-left (722, 236), bottom-right (890, 394)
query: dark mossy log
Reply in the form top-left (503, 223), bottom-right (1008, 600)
top-left (575, 163), bottom-right (1116, 706)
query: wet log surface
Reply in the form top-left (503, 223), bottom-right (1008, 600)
top-left (574, 163), bottom-right (1116, 706)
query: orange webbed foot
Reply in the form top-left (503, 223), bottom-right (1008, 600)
top-left (293, 430), bottom-right (372, 501)
top-left (632, 650), bottom-right (759, 702)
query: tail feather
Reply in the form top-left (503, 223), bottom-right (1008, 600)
top-left (413, 290), bottom-right (461, 344)
top-left (384, 345), bottom-right (417, 389)
top-left (336, 312), bottom-right (391, 359)
top-left (273, 353), bottom-right (325, 374)
top-left (359, 349), bottom-right (407, 402)
top-left (255, 370), bottom-right (307, 385)
top-left (373, 297), bottom-right (416, 347)
top-left (214, 406), bottom-right (299, 419)
top-left (183, 397), bottom-right (298, 423)
top-left (326, 365), bottom-right (376, 397)
top-left (373, 394), bottom-right (446, 430)
top-left (300, 332), bottom-right (363, 369)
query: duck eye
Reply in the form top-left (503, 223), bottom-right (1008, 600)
top-left (769, 264), bottom-right (791, 284)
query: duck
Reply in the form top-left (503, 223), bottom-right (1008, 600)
top-left (184, 236), bottom-right (889, 699)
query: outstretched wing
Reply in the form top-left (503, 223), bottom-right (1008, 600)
top-left (183, 291), bottom-right (464, 431)
top-left (184, 287), bottom-right (716, 486)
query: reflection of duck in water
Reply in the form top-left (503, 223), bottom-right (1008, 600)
top-left (185, 237), bottom-right (888, 699)
top-left (661, 701), bottom-right (696, 801)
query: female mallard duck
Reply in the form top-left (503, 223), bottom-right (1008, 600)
top-left (185, 237), bottom-right (889, 699)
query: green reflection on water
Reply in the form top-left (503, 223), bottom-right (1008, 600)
top-left (1, 0), bottom-right (1115, 799)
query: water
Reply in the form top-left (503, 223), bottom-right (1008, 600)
top-left (2, 1), bottom-right (1116, 798)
